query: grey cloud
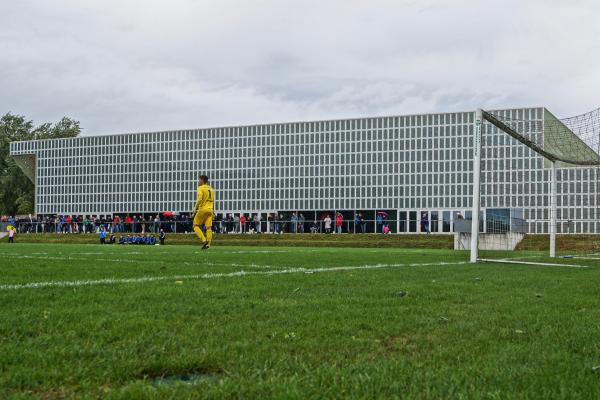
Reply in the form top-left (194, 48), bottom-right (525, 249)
top-left (1, 0), bottom-right (599, 134)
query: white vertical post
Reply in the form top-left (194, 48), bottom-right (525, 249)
top-left (550, 161), bottom-right (557, 258)
top-left (470, 109), bottom-right (483, 263)
top-left (374, 209), bottom-right (377, 233)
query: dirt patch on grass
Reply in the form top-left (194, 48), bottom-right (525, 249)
top-left (138, 365), bottom-right (224, 386)
top-left (30, 390), bottom-right (67, 400)
top-left (383, 335), bottom-right (411, 352)
top-left (382, 335), bottom-right (434, 355)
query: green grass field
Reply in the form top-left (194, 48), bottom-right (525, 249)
top-left (2, 243), bottom-right (600, 399)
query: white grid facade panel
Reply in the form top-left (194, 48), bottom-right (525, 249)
top-left (8, 108), bottom-right (600, 233)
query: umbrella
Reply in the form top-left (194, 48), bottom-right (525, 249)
top-left (162, 212), bottom-right (174, 217)
top-left (377, 211), bottom-right (389, 218)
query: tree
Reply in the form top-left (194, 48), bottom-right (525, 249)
top-left (0, 113), bottom-right (80, 215)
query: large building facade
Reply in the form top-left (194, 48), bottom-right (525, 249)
top-left (9, 107), bottom-right (600, 234)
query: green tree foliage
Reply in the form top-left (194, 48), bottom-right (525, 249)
top-left (0, 113), bottom-right (80, 215)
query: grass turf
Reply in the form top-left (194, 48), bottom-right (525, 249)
top-left (6, 233), bottom-right (600, 252)
top-left (1, 243), bottom-right (600, 399)
top-left (1, 232), bottom-right (455, 249)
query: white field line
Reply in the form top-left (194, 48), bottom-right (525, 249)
top-left (186, 262), bottom-right (277, 269)
top-left (0, 261), bottom-right (468, 291)
top-left (495, 255), bottom-right (549, 261)
top-left (0, 254), bottom-right (410, 270)
top-left (0, 254), bottom-right (166, 264)
top-left (0, 254), bottom-right (276, 270)
top-left (16, 250), bottom-right (146, 256)
top-left (0, 253), bottom-right (276, 270)
top-left (3, 252), bottom-right (289, 264)
top-left (3, 253), bottom-right (591, 269)
top-left (478, 258), bottom-right (590, 268)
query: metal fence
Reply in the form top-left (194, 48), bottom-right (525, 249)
top-left (3, 216), bottom-right (591, 235)
top-left (0, 219), bottom-right (397, 235)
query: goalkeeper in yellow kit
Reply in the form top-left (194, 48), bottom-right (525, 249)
top-left (192, 175), bottom-right (215, 250)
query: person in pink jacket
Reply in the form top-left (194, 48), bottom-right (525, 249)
top-left (335, 213), bottom-right (343, 234)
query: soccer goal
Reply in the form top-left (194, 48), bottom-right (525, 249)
top-left (466, 107), bottom-right (600, 263)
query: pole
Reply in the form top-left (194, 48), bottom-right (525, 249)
top-left (550, 161), bottom-right (557, 258)
top-left (470, 109), bottom-right (483, 263)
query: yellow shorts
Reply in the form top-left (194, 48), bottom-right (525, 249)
top-left (194, 209), bottom-right (213, 228)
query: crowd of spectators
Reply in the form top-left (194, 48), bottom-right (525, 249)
top-left (213, 212), bottom-right (392, 234)
top-left (2, 211), bottom-right (396, 236)
top-left (0, 214), bottom-right (192, 234)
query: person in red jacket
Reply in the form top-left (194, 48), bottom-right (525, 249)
top-left (335, 213), bottom-right (343, 234)
top-left (125, 215), bottom-right (133, 233)
top-left (239, 214), bottom-right (246, 233)
top-left (65, 215), bottom-right (72, 233)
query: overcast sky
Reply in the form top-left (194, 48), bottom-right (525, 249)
top-left (1, 0), bottom-right (599, 135)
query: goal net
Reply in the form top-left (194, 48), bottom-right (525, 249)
top-left (465, 107), bottom-right (600, 264)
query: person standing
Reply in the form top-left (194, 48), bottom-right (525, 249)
top-left (8, 227), bottom-right (15, 243)
top-left (376, 213), bottom-right (383, 233)
top-left (273, 213), bottom-right (281, 234)
top-left (298, 213), bottom-right (305, 233)
top-left (227, 214), bottom-right (233, 233)
top-left (335, 213), bottom-right (343, 234)
top-left (239, 214), bottom-right (246, 233)
top-left (354, 213), bottom-right (361, 233)
top-left (125, 215), bottom-right (133, 233)
top-left (219, 215), bottom-right (226, 234)
top-left (290, 213), bottom-right (298, 233)
top-left (99, 227), bottom-right (106, 244)
top-left (192, 175), bottom-right (215, 250)
top-left (360, 213), bottom-right (367, 234)
top-left (159, 228), bottom-right (166, 245)
top-left (152, 214), bottom-right (158, 233)
top-left (266, 214), bottom-right (272, 234)
top-left (233, 214), bottom-right (240, 233)
top-left (324, 214), bottom-right (332, 234)
top-left (421, 212), bottom-right (431, 234)
top-left (254, 214), bottom-right (261, 233)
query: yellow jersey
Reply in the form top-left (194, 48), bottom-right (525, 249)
top-left (194, 184), bottom-right (215, 212)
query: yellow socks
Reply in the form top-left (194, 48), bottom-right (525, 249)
top-left (205, 228), bottom-right (213, 246)
top-left (193, 225), bottom-right (206, 242)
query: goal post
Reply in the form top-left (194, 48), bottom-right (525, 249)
top-left (550, 161), bottom-right (557, 258)
top-left (469, 107), bottom-right (600, 263)
top-left (470, 109), bottom-right (483, 263)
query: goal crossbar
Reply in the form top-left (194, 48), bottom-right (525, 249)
top-left (482, 110), bottom-right (600, 166)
